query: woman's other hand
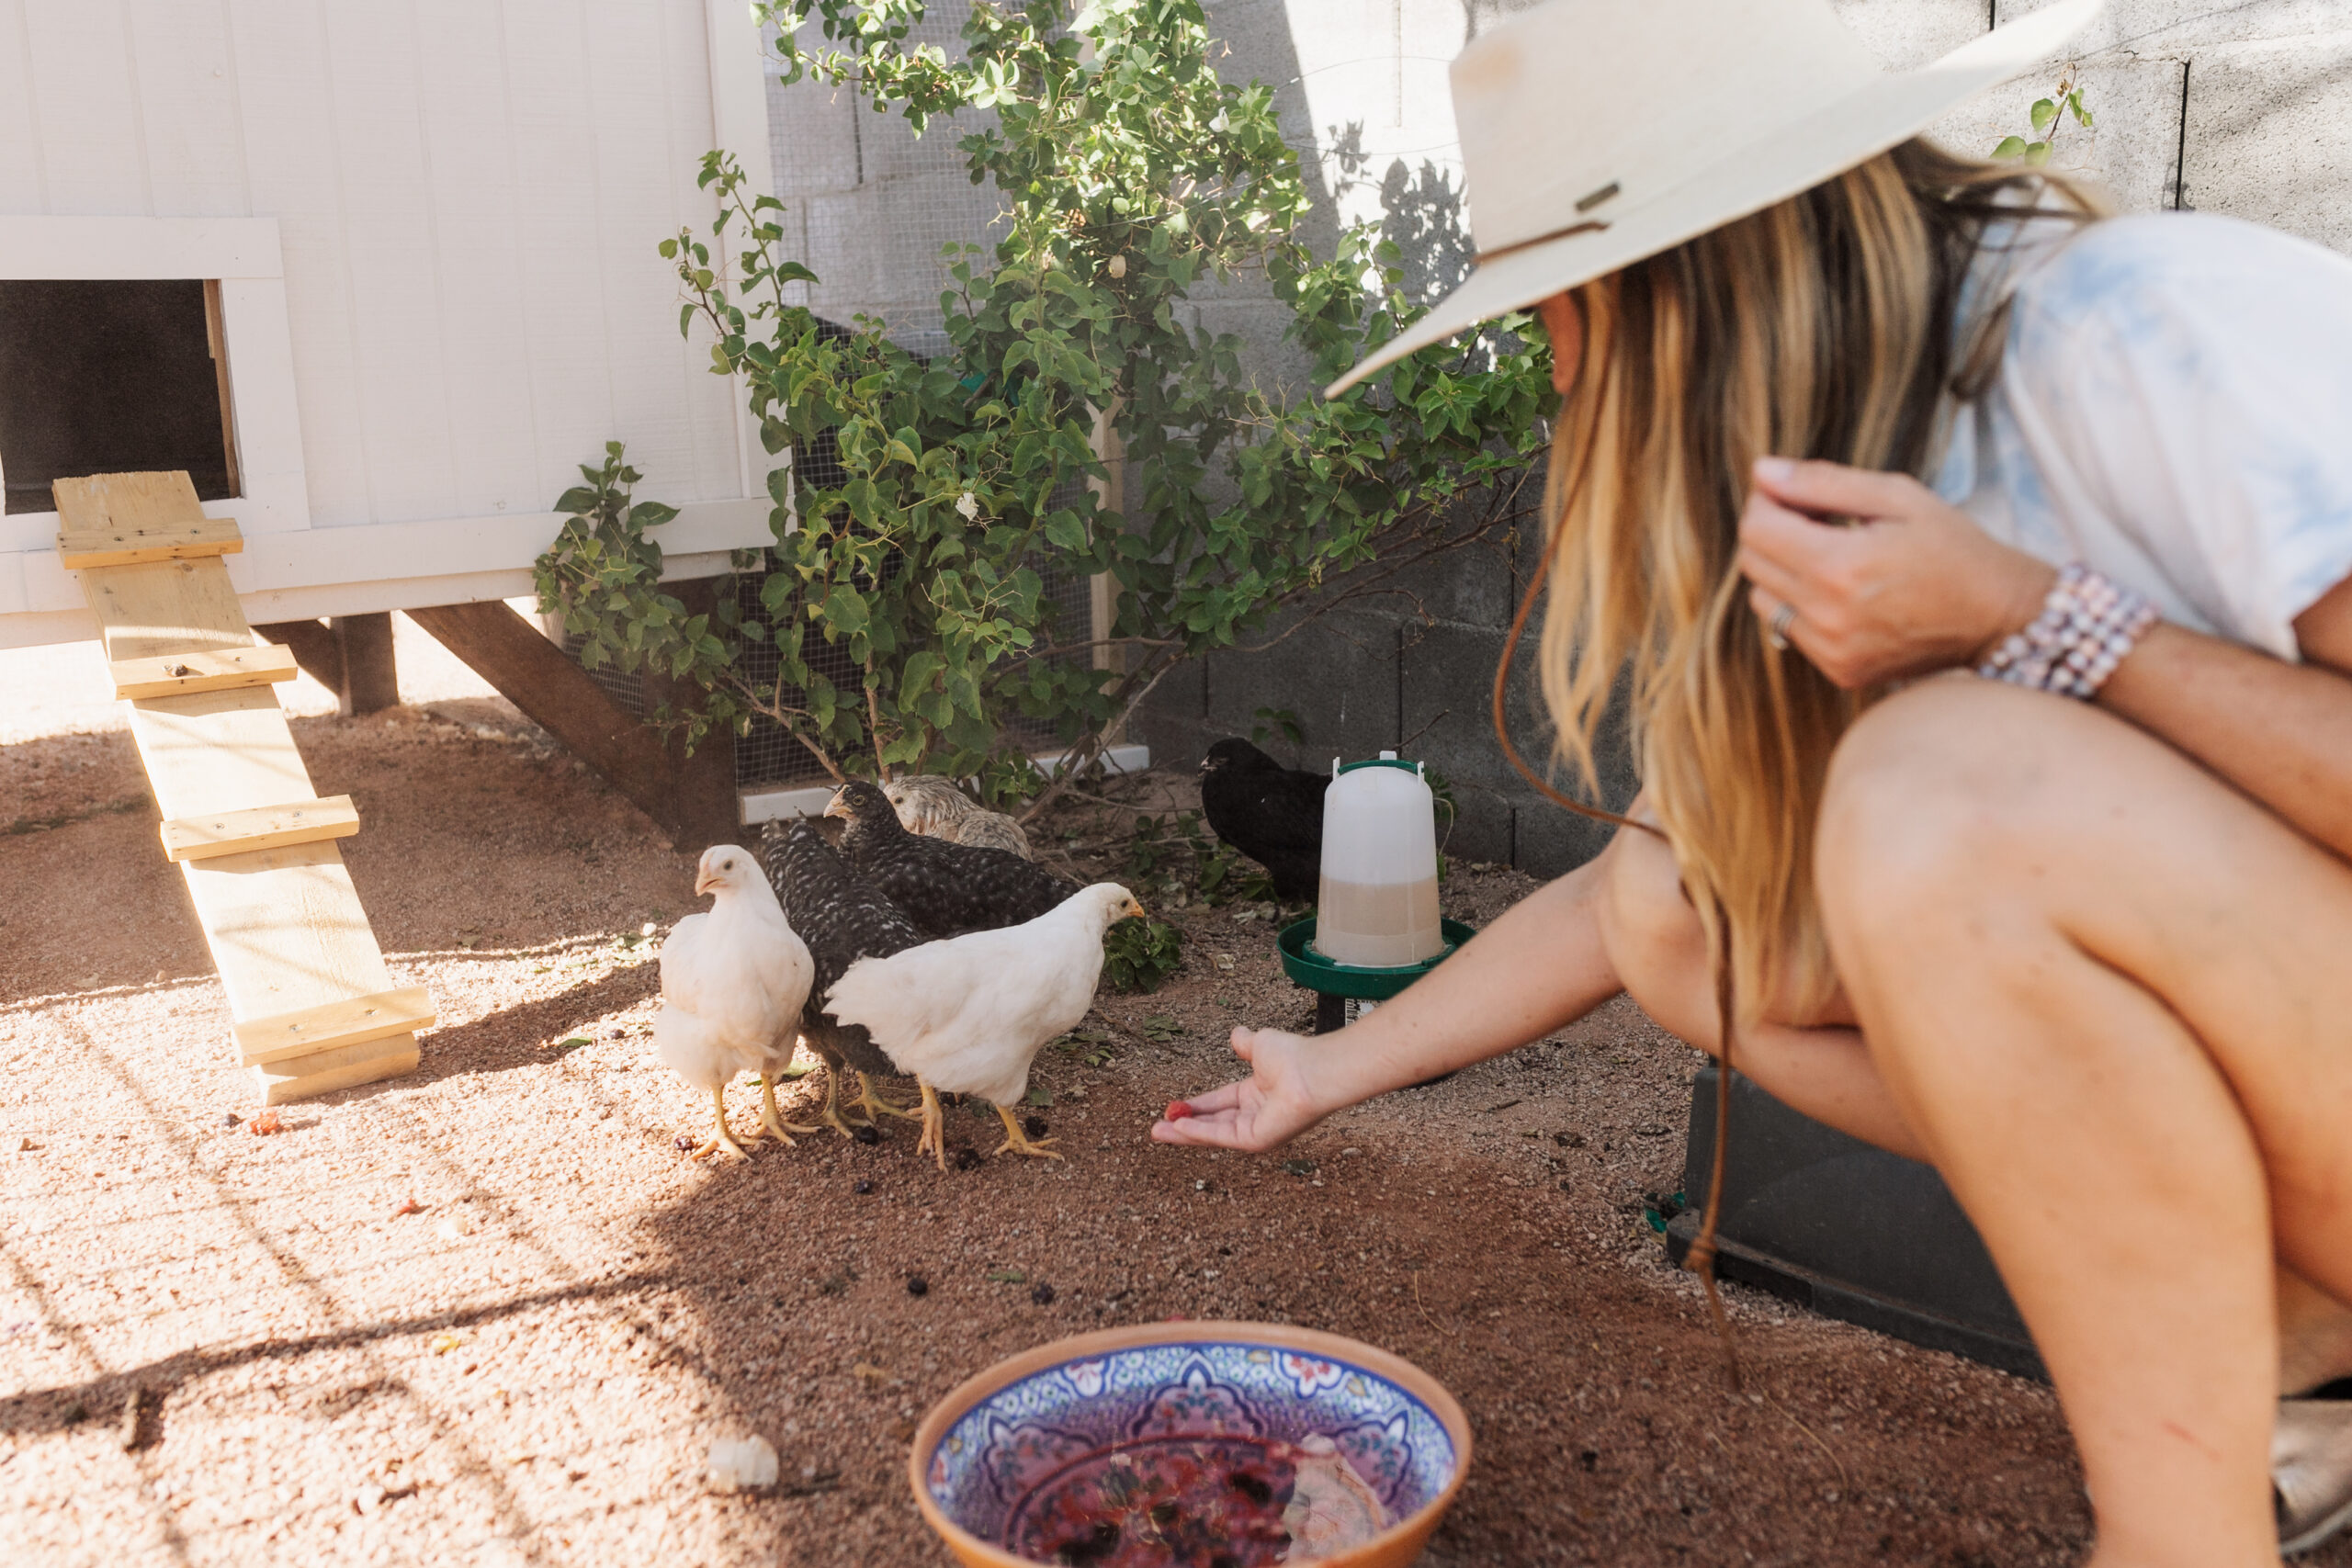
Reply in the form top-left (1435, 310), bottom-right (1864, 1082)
top-left (1150, 1026), bottom-right (1328, 1152)
top-left (1737, 456), bottom-right (2055, 688)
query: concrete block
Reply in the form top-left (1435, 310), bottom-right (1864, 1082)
top-left (765, 76), bottom-right (862, 198)
top-left (1436, 775), bottom-right (1514, 867)
top-left (1831, 0), bottom-right (1989, 70)
top-left (1511, 790), bottom-right (1628, 880)
top-left (1997, 0), bottom-right (2346, 53)
top-left (1203, 606), bottom-right (1400, 769)
top-left (1375, 496), bottom-right (1519, 631)
top-left (2182, 31), bottom-right (2352, 254)
top-left (1396, 618), bottom-right (1523, 791)
top-left (1925, 56), bottom-right (2187, 213)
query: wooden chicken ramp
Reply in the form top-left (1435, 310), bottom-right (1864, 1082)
top-left (56, 472), bottom-right (433, 1103)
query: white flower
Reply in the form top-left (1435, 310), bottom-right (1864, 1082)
top-left (1210, 110), bottom-right (1230, 133)
top-left (956, 491), bottom-right (979, 520)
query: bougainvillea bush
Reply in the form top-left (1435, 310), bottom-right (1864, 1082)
top-left (539, 0), bottom-right (1554, 810)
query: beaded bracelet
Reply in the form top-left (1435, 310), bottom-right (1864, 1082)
top-left (1975, 561), bottom-right (2157, 700)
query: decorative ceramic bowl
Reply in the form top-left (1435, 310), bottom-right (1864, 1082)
top-left (909, 1320), bottom-right (1472, 1568)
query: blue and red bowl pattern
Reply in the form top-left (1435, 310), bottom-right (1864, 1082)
top-left (924, 1339), bottom-right (1460, 1547)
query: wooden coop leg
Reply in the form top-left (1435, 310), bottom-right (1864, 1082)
top-left (331, 613), bottom-right (399, 715)
top-left (55, 470), bottom-right (431, 1104)
top-left (405, 593), bottom-right (739, 854)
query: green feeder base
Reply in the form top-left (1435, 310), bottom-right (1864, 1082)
top-left (1278, 916), bottom-right (1477, 1033)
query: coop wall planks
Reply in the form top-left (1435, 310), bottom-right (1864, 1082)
top-left (161, 795), bottom-right (360, 863)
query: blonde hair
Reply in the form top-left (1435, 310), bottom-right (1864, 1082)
top-left (1539, 141), bottom-right (2103, 1019)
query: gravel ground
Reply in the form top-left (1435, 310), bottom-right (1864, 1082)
top-left (3, 692), bottom-right (2339, 1567)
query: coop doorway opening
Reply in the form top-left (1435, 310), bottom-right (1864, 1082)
top-left (0, 278), bottom-right (239, 514)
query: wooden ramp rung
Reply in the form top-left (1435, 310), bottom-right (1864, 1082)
top-left (57, 468), bottom-right (428, 1102)
top-left (161, 795), bottom-right (359, 863)
top-left (54, 471), bottom-right (244, 569)
top-left (232, 985), bottom-right (435, 1066)
top-left (110, 643), bottom-right (300, 700)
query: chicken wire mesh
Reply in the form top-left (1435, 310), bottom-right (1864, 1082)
top-left (720, 6), bottom-right (1109, 788)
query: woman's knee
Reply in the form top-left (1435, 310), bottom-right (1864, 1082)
top-left (1816, 678), bottom-right (2088, 938)
top-left (1595, 822), bottom-right (1719, 1051)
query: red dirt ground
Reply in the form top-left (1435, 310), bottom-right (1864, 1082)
top-left (2, 694), bottom-right (2337, 1566)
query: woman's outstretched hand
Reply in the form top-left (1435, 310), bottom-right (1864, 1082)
top-left (1150, 1026), bottom-right (1328, 1152)
top-left (1737, 457), bottom-right (2055, 689)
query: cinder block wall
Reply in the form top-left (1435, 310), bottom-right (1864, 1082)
top-left (1138, 0), bottom-right (2352, 877)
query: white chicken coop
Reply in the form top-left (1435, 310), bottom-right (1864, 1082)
top-left (0, 0), bottom-right (819, 858)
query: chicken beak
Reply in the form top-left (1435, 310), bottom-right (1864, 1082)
top-left (694, 871), bottom-right (718, 896)
top-left (822, 794), bottom-right (850, 819)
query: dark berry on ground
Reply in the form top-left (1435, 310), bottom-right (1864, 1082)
top-left (853, 1179), bottom-right (874, 1195)
top-left (220, 1112), bottom-right (242, 1128)
top-left (852, 1123), bottom-right (881, 1145)
top-left (1023, 1114), bottom-right (1048, 1138)
top-left (1030, 1282), bottom-right (1056, 1306)
top-left (953, 1147), bottom-right (983, 1171)
top-left (906, 1277), bottom-right (929, 1298)
top-left (673, 1136), bottom-right (695, 1151)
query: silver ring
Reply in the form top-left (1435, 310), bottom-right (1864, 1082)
top-left (1767, 601), bottom-right (1797, 651)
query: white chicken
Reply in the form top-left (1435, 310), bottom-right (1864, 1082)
top-left (824, 882), bottom-right (1145, 1168)
top-left (653, 844), bottom-right (817, 1159)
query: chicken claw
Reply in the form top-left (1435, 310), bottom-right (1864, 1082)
top-left (813, 1069), bottom-right (862, 1139)
top-left (692, 1086), bottom-right (754, 1160)
top-left (850, 1073), bottom-right (922, 1123)
top-left (915, 1078), bottom-right (947, 1172)
top-left (991, 1103), bottom-right (1064, 1162)
top-left (758, 1078), bottom-right (820, 1146)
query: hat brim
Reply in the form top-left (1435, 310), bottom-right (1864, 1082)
top-left (1325, 0), bottom-right (2103, 399)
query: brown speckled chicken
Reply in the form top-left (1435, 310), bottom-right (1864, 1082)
top-left (824, 780), bottom-right (1076, 939)
top-left (882, 774), bottom-right (1034, 859)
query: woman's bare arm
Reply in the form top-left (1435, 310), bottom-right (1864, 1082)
top-left (2096, 579), bottom-right (2352, 857)
top-left (1149, 855), bottom-right (1622, 1150)
top-left (1738, 457), bottom-right (2352, 861)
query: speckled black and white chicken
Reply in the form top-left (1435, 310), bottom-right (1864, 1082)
top-left (653, 844), bottom-right (816, 1159)
top-left (825, 779), bottom-right (1076, 938)
top-left (882, 773), bottom-right (1034, 859)
top-left (758, 818), bottom-right (926, 1134)
top-left (826, 883), bottom-right (1146, 1168)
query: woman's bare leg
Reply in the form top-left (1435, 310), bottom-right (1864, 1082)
top-left (1808, 678), bottom-right (2352, 1567)
top-left (1600, 810), bottom-right (2352, 1403)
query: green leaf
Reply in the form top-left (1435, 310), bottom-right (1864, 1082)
top-left (2030, 97), bottom-right (2057, 132)
top-left (1992, 134), bottom-right (2030, 159)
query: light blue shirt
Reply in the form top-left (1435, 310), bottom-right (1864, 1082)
top-left (1934, 210), bottom-right (2352, 661)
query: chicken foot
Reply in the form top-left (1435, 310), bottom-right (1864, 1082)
top-left (991, 1102), bottom-right (1063, 1162)
top-left (758, 1077), bottom-right (820, 1146)
top-left (690, 1085), bottom-right (754, 1161)
top-left (812, 1069), bottom-right (862, 1139)
top-left (914, 1078), bottom-right (947, 1172)
top-left (849, 1073), bottom-right (922, 1123)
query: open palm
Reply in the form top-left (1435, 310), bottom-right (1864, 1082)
top-left (1150, 1026), bottom-right (1328, 1152)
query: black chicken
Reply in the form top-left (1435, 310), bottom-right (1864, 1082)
top-left (824, 779), bottom-right (1078, 937)
top-left (1198, 738), bottom-right (1328, 901)
top-left (760, 819), bottom-right (927, 1134)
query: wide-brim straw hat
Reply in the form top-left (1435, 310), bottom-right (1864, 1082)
top-left (1326, 0), bottom-right (2105, 398)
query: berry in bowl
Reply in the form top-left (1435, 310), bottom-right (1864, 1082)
top-left (908, 1320), bottom-right (1471, 1567)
